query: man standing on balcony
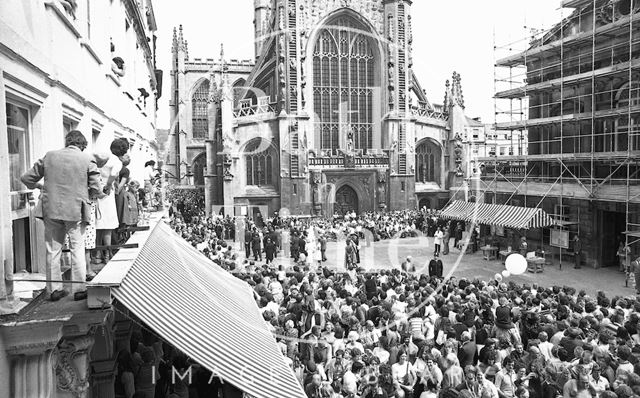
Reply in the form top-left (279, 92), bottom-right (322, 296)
top-left (21, 131), bottom-right (103, 301)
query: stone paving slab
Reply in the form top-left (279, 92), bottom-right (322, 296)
top-left (320, 236), bottom-right (635, 298)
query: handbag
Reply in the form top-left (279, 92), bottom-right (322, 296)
top-left (81, 200), bottom-right (93, 224)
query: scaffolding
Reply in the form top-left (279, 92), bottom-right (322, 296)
top-left (480, 0), bottom-right (640, 269)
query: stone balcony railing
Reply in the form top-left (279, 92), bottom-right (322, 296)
top-left (410, 102), bottom-right (448, 120)
top-left (233, 97), bottom-right (277, 119)
top-left (309, 153), bottom-right (390, 168)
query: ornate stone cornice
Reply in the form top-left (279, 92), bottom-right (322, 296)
top-left (2, 319), bottom-right (68, 356)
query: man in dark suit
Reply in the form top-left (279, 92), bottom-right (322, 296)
top-left (251, 229), bottom-right (262, 261)
top-left (21, 131), bottom-right (102, 301)
top-left (457, 331), bottom-right (477, 367)
top-left (244, 226), bottom-right (252, 258)
top-left (291, 232), bottom-right (300, 261)
top-left (428, 255), bottom-right (444, 278)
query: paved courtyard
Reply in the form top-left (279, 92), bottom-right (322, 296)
top-left (316, 236), bottom-right (635, 298)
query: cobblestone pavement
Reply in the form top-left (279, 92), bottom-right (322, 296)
top-left (317, 236), bottom-right (636, 298)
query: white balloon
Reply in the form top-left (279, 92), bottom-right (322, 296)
top-left (494, 273), bottom-right (503, 282)
top-left (505, 254), bottom-right (528, 275)
top-left (502, 270), bottom-right (511, 278)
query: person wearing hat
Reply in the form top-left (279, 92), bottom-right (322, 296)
top-left (573, 235), bottom-right (583, 269)
top-left (493, 297), bottom-right (522, 346)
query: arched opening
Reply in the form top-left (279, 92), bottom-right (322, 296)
top-left (334, 185), bottom-right (359, 215)
top-left (192, 80), bottom-right (209, 139)
top-left (232, 78), bottom-right (247, 108)
top-left (415, 140), bottom-right (442, 184)
top-left (192, 153), bottom-right (206, 186)
top-left (244, 138), bottom-right (277, 187)
top-left (312, 15), bottom-right (379, 155)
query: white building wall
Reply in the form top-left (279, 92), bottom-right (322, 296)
top-left (0, 0), bottom-right (158, 302)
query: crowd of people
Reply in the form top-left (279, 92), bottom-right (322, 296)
top-left (163, 192), bottom-right (640, 398)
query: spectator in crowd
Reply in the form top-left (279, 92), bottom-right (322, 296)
top-left (95, 138), bottom-right (130, 265)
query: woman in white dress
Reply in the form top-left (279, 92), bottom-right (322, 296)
top-left (94, 138), bottom-right (129, 264)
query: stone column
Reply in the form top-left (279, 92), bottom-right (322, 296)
top-left (2, 321), bottom-right (65, 398)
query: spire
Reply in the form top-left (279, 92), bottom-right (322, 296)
top-left (171, 26), bottom-right (178, 53)
top-left (451, 71), bottom-right (465, 109)
top-left (444, 79), bottom-right (451, 109)
top-left (184, 40), bottom-right (189, 60)
top-left (220, 44), bottom-right (229, 76)
top-left (178, 24), bottom-right (184, 44)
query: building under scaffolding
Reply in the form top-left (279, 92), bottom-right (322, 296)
top-left (478, 0), bottom-right (640, 268)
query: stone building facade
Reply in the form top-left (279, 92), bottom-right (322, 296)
top-left (0, 0), bottom-right (160, 396)
top-left (168, 0), bottom-right (474, 219)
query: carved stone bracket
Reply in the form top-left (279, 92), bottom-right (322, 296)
top-left (222, 154), bottom-right (234, 181)
top-left (55, 335), bottom-right (96, 398)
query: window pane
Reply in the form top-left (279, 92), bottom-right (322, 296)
top-left (6, 103), bottom-right (30, 193)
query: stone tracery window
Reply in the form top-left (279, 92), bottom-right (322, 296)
top-left (313, 17), bottom-right (376, 154)
top-left (245, 139), bottom-right (275, 186)
top-left (415, 140), bottom-right (441, 183)
top-left (192, 80), bottom-right (209, 139)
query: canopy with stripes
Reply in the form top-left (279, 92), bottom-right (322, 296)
top-left (113, 222), bottom-right (306, 398)
top-left (440, 200), bottom-right (556, 230)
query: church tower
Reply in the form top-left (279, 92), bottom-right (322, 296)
top-left (254, 0), bottom-right (271, 60)
top-left (168, 25), bottom-right (189, 183)
top-left (384, 0), bottom-right (416, 210)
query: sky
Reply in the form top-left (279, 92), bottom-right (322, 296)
top-left (153, 0), bottom-right (569, 129)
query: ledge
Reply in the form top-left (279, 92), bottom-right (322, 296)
top-left (87, 210), bottom-right (167, 309)
top-left (106, 73), bottom-right (121, 87)
top-left (80, 40), bottom-right (103, 65)
top-left (44, 0), bottom-right (81, 39)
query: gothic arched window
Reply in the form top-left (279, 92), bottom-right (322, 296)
top-left (415, 141), bottom-right (441, 183)
top-left (313, 17), bottom-right (376, 154)
top-left (245, 139), bottom-right (276, 186)
top-left (192, 80), bottom-right (209, 139)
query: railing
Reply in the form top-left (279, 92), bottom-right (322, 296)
top-left (410, 102), bottom-right (448, 121)
top-left (233, 97), bottom-right (277, 118)
top-left (309, 155), bottom-right (390, 168)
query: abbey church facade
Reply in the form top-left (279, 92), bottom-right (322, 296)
top-left (168, 0), bottom-right (471, 218)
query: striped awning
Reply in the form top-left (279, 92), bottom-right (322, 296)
top-left (440, 201), bottom-right (555, 230)
top-left (113, 222), bottom-right (305, 398)
top-left (440, 200), bottom-right (477, 221)
top-left (490, 204), bottom-right (556, 230)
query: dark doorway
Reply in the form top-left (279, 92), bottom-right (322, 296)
top-left (601, 210), bottom-right (626, 267)
top-left (335, 185), bottom-right (359, 215)
top-left (418, 198), bottom-right (430, 210)
top-left (252, 205), bottom-right (265, 228)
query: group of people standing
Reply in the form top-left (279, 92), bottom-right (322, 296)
top-left (20, 131), bottom-right (156, 301)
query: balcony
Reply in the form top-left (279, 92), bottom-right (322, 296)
top-left (232, 97), bottom-right (277, 119)
top-left (309, 152), bottom-right (390, 169)
top-left (410, 102), bottom-right (448, 121)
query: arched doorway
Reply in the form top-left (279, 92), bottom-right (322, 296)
top-left (335, 185), bottom-right (359, 215)
top-left (418, 198), bottom-right (430, 210)
top-left (192, 153), bottom-right (206, 186)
